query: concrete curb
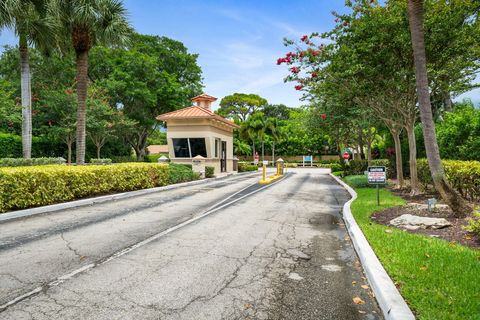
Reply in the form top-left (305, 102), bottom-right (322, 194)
top-left (0, 171), bottom-right (260, 224)
top-left (329, 173), bottom-right (415, 320)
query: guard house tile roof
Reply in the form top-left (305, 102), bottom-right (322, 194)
top-left (156, 106), bottom-right (240, 128)
top-left (191, 93), bottom-right (218, 102)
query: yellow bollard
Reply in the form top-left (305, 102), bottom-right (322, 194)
top-left (262, 163), bottom-right (266, 181)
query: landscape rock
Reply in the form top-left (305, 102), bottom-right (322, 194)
top-left (389, 214), bottom-right (452, 230)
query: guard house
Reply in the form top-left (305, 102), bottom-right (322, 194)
top-left (156, 94), bottom-right (240, 173)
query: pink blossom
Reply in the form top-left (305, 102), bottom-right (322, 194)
top-left (290, 67), bottom-right (300, 74)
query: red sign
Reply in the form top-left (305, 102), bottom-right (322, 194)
top-left (343, 152), bottom-right (350, 160)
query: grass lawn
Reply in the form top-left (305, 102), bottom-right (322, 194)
top-left (350, 187), bottom-right (480, 320)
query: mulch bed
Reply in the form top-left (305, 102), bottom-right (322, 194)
top-left (371, 188), bottom-right (480, 250)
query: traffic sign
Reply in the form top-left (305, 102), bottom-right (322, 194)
top-left (343, 152), bottom-right (350, 160)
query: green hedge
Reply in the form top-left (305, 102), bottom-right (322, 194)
top-left (238, 162), bottom-right (259, 172)
top-left (111, 155), bottom-right (137, 163)
top-left (0, 133), bottom-right (131, 160)
top-left (317, 163), bottom-right (343, 171)
top-left (0, 163), bottom-right (198, 212)
top-left (284, 162), bottom-right (298, 168)
top-left (168, 163), bottom-right (199, 184)
top-left (89, 158), bottom-right (112, 165)
top-left (0, 157), bottom-right (66, 167)
top-left (344, 159), bottom-right (391, 177)
top-left (205, 166), bottom-right (215, 178)
top-left (417, 159), bottom-right (480, 202)
top-left (343, 175), bottom-right (371, 188)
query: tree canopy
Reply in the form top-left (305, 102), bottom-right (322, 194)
top-left (217, 93), bottom-right (267, 121)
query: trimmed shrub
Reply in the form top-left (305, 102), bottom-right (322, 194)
top-left (89, 158), bottom-right (112, 165)
top-left (344, 159), bottom-right (391, 177)
top-left (417, 159), bottom-right (480, 202)
top-left (317, 163), bottom-right (343, 171)
top-left (343, 175), bottom-right (372, 188)
top-left (464, 209), bottom-right (480, 236)
top-left (111, 155), bottom-right (137, 163)
top-left (0, 133), bottom-right (131, 161)
top-left (168, 163), bottom-right (199, 184)
top-left (0, 163), bottom-right (199, 212)
top-left (332, 171), bottom-right (344, 177)
top-left (145, 154), bottom-right (161, 163)
top-left (205, 166), bottom-right (215, 178)
top-left (0, 133), bottom-right (23, 158)
top-left (238, 162), bottom-right (259, 172)
top-left (0, 157), bottom-right (66, 167)
top-left (284, 162), bottom-right (298, 168)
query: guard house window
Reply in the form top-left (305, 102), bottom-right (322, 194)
top-left (189, 138), bottom-right (207, 157)
top-left (215, 138), bottom-right (220, 158)
top-left (172, 138), bottom-right (207, 158)
top-left (173, 138), bottom-right (189, 158)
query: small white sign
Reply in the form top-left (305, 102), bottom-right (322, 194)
top-left (263, 160), bottom-right (268, 165)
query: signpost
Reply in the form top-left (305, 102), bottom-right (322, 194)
top-left (303, 155), bottom-right (313, 167)
top-left (367, 166), bottom-right (387, 206)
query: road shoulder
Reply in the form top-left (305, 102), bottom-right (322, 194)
top-left (329, 173), bottom-right (415, 320)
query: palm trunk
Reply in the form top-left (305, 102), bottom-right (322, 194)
top-left (67, 141), bottom-right (72, 165)
top-left (405, 124), bottom-right (420, 195)
top-left (75, 49), bottom-right (89, 165)
top-left (252, 142), bottom-right (256, 162)
top-left (261, 141), bottom-right (264, 162)
top-left (272, 142), bottom-right (275, 166)
top-left (407, 0), bottom-right (470, 216)
top-left (19, 37), bottom-right (32, 159)
top-left (390, 127), bottom-right (404, 188)
top-left (96, 145), bottom-right (101, 159)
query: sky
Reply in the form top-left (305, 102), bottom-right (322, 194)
top-left (0, 0), bottom-right (478, 110)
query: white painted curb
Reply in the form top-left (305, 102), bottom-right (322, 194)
top-left (0, 171), bottom-right (260, 223)
top-left (330, 173), bottom-right (415, 320)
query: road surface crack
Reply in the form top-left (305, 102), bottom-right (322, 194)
top-left (59, 233), bottom-right (84, 260)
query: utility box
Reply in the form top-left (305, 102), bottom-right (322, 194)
top-left (192, 155), bottom-right (206, 178)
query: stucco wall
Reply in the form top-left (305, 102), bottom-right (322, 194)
top-left (165, 118), bottom-right (235, 172)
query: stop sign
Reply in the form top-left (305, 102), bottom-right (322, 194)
top-left (343, 152), bottom-right (350, 160)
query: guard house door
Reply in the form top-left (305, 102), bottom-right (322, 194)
top-left (221, 141), bottom-right (227, 172)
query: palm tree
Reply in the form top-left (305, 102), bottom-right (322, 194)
top-left (265, 117), bottom-right (283, 165)
top-left (233, 139), bottom-right (252, 156)
top-left (0, 0), bottom-right (52, 159)
top-left (407, 0), bottom-right (471, 216)
top-left (49, 0), bottom-right (132, 164)
top-left (240, 112), bottom-right (265, 162)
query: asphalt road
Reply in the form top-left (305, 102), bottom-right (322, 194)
top-left (0, 168), bottom-right (382, 319)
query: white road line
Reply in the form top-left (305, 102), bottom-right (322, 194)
top-left (0, 174), bottom-right (287, 312)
